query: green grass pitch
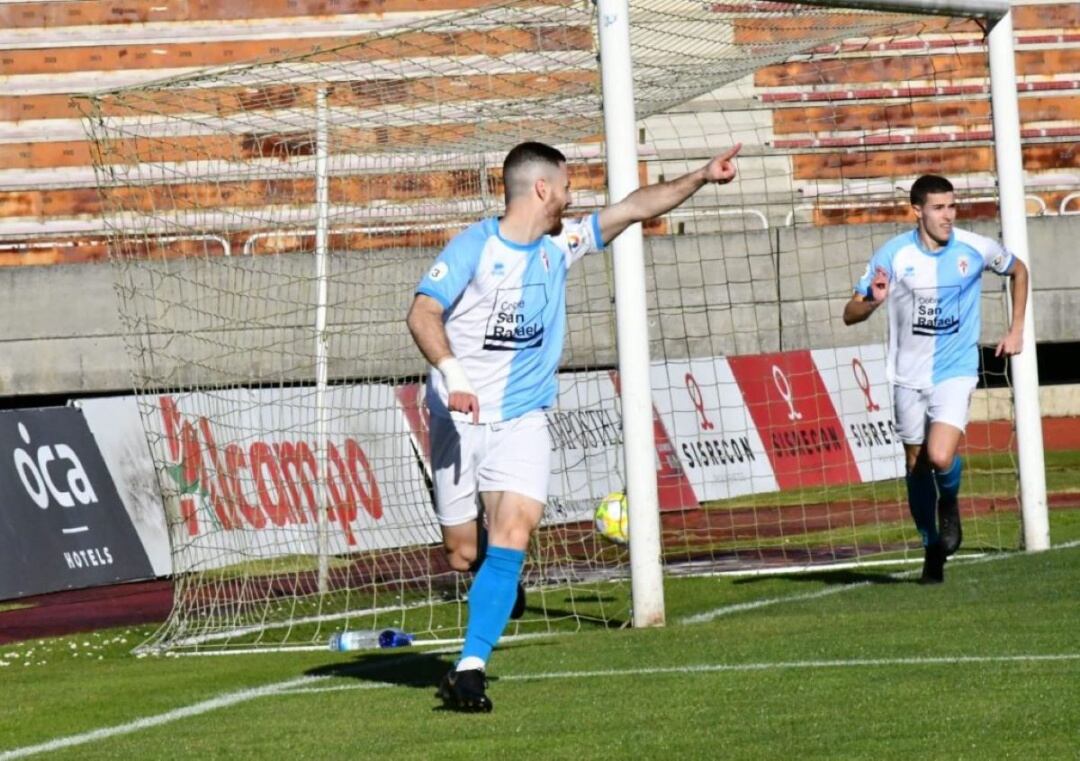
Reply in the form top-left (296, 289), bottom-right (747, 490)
top-left (2, 510), bottom-right (1078, 760)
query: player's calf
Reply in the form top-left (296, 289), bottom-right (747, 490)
top-left (934, 457), bottom-right (964, 556)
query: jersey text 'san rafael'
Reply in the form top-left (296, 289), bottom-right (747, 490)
top-left (416, 214), bottom-right (603, 422)
top-left (853, 227), bottom-right (1014, 389)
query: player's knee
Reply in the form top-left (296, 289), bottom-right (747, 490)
top-left (928, 451), bottom-right (955, 473)
top-left (445, 546), bottom-right (476, 573)
top-left (500, 526), bottom-right (534, 550)
top-left (491, 515), bottom-right (540, 550)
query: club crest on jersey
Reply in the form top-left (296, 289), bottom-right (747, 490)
top-left (991, 253), bottom-right (1004, 271)
top-left (428, 262), bottom-right (448, 281)
top-left (957, 256), bottom-right (970, 276)
top-left (493, 261), bottom-right (505, 275)
top-left (902, 265), bottom-right (916, 279)
top-left (566, 233), bottom-right (582, 253)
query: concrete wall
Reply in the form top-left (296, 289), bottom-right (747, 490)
top-left (0, 215), bottom-right (1076, 398)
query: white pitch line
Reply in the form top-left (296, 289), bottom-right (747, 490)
top-left (172, 631), bottom-right (557, 657)
top-left (277, 652), bottom-right (1080, 697)
top-left (680, 539), bottom-right (1080, 625)
top-left (0, 675), bottom-right (326, 761)
top-left (699, 554), bottom-right (973, 578)
top-left (5, 651), bottom-right (1079, 759)
top-left (680, 580), bottom-right (868, 624)
top-left (4, 541), bottom-right (1078, 759)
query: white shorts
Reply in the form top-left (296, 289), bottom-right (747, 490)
top-left (893, 376), bottom-right (978, 445)
top-left (428, 410), bottom-right (551, 527)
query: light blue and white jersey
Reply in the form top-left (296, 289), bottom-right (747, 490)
top-left (854, 227), bottom-right (1014, 390)
top-left (416, 214), bottom-right (604, 422)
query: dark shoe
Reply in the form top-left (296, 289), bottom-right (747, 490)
top-left (510, 581), bottom-right (526, 620)
top-left (919, 541), bottom-right (946, 585)
top-left (437, 668), bottom-right (492, 713)
top-left (938, 499), bottom-right (962, 556)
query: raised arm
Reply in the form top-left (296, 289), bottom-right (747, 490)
top-left (598, 144), bottom-right (741, 245)
top-left (995, 257), bottom-right (1029, 357)
top-left (406, 294), bottom-right (479, 422)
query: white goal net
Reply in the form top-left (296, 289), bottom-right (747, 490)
top-left (79, 0), bottom-right (1021, 652)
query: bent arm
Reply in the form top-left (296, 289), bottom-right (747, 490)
top-left (1008, 258), bottom-right (1029, 334)
top-left (598, 145), bottom-right (740, 244)
top-left (406, 294), bottom-right (480, 421)
top-left (406, 294), bottom-right (453, 366)
top-left (843, 293), bottom-right (881, 326)
top-left (995, 258), bottom-right (1029, 357)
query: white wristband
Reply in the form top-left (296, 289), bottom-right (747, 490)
top-left (437, 357), bottom-right (475, 396)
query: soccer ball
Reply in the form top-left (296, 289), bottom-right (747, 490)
top-left (594, 491), bottom-right (629, 544)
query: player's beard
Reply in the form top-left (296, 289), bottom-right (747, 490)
top-left (548, 203), bottom-right (568, 235)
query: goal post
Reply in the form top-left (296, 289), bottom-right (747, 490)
top-left (597, 0), bottom-right (1046, 627)
top-left (597, 0), bottom-right (667, 629)
top-left (985, 9), bottom-right (1049, 552)
top-left (77, 0), bottom-right (1049, 653)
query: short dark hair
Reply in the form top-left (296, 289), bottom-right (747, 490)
top-left (910, 174), bottom-right (954, 206)
top-left (502, 142), bottom-right (566, 204)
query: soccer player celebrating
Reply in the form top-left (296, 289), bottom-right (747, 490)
top-left (843, 174), bottom-right (1028, 584)
top-left (407, 140), bottom-right (740, 711)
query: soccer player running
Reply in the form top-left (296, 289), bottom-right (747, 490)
top-left (407, 140), bottom-right (740, 711)
top-left (843, 175), bottom-right (1028, 584)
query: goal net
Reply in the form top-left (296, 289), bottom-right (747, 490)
top-left (79, 0), bottom-right (1020, 653)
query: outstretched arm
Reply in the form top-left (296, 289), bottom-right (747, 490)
top-left (598, 144), bottom-right (741, 245)
top-left (995, 258), bottom-right (1029, 357)
top-left (406, 294), bottom-right (479, 422)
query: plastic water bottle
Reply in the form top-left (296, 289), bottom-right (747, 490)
top-left (328, 628), bottom-right (414, 651)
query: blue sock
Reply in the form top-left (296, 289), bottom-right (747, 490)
top-left (906, 469), bottom-right (939, 547)
top-left (459, 545), bottom-right (525, 668)
top-left (935, 457), bottom-right (963, 507)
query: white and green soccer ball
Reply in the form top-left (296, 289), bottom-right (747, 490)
top-left (594, 491), bottom-right (629, 544)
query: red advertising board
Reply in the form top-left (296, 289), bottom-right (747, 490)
top-left (727, 350), bottom-right (861, 490)
top-left (609, 371), bottom-right (699, 512)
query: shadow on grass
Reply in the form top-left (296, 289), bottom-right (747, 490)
top-left (303, 635), bottom-right (567, 712)
top-left (302, 634), bottom-right (563, 684)
top-left (305, 649), bottom-right (451, 690)
top-left (531, 602), bottom-right (630, 630)
top-left (734, 568), bottom-right (908, 586)
top-left (730, 544), bottom-right (1017, 588)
